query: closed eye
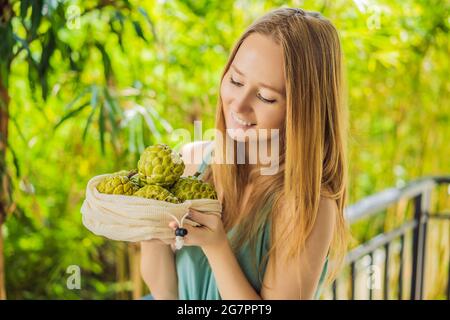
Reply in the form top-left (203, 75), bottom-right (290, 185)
top-left (230, 76), bottom-right (243, 87)
top-left (230, 76), bottom-right (277, 104)
top-left (257, 93), bottom-right (276, 104)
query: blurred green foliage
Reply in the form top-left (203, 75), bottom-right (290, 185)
top-left (2, 0), bottom-right (449, 299)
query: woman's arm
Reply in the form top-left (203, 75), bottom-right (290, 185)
top-left (203, 241), bottom-right (262, 300)
top-left (140, 240), bottom-right (178, 299)
top-left (139, 141), bottom-right (206, 299)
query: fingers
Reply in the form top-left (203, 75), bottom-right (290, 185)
top-left (169, 220), bottom-right (179, 229)
top-left (167, 220), bottom-right (198, 247)
top-left (187, 209), bottom-right (219, 229)
top-left (177, 223), bottom-right (197, 246)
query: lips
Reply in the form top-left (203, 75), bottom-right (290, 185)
top-left (230, 110), bottom-right (255, 127)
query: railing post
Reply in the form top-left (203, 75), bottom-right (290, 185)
top-left (332, 280), bottom-right (337, 300)
top-left (398, 234), bottom-right (404, 300)
top-left (350, 262), bottom-right (356, 300)
top-left (410, 194), bottom-right (423, 300)
top-left (410, 188), bottom-right (431, 300)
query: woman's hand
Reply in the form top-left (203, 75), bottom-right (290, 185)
top-left (168, 209), bottom-right (228, 250)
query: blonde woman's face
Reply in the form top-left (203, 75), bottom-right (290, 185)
top-left (221, 33), bottom-right (286, 142)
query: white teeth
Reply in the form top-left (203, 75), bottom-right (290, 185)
top-left (231, 111), bottom-right (253, 126)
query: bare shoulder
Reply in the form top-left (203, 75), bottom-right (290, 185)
top-left (179, 141), bottom-right (211, 177)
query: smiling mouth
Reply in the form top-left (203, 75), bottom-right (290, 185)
top-left (230, 110), bottom-right (256, 126)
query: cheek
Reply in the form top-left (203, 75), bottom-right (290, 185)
top-left (220, 81), bottom-right (233, 107)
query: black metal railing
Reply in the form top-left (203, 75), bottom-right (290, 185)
top-left (330, 176), bottom-right (450, 300)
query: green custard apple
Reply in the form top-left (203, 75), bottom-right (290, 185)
top-left (170, 173), bottom-right (217, 201)
top-left (137, 144), bottom-right (185, 187)
top-left (96, 175), bottom-right (140, 195)
top-left (133, 184), bottom-right (180, 203)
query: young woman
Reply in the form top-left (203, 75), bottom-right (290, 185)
top-left (140, 7), bottom-right (349, 300)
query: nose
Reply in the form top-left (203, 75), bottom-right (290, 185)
top-left (232, 89), bottom-right (254, 114)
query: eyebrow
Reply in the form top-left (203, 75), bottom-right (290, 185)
top-left (230, 64), bottom-right (285, 96)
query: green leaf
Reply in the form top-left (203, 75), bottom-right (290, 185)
top-left (114, 10), bottom-right (125, 28)
top-left (6, 140), bottom-right (21, 178)
top-left (103, 99), bottom-right (118, 144)
top-left (109, 20), bottom-right (124, 52)
top-left (81, 85), bottom-right (100, 141)
top-left (13, 33), bottom-right (33, 60)
top-left (128, 116), bottom-right (137, 154)
top-left (90, 85), bottom-right (99, 109)
top-left (98, 105), bottom-right (106, 155)
top-left (138, 6), bottom-right (158, 42)
top-left (39, 31), bottom-right (56, 100)
top-left (122, 0), bottom-right (132, 9)
top-left (82, 105), bottom-right (98, 142)
top-left (136, 114), bottom-right (145, 153)
top-left (95, 43), bottom-right (113, 80)
top-left (64, 87), bottom-right (90, 111)
top-left (132, 20), bottom-right (147, 43)
top-left (11, 116), bottom-right (27, 144)
top-left (139, 107), bottom-right (161, 140)
top-left (30, 1), bottom-right (43, 37)
top-left (20, 0), bottom-right (30, 19)
top-left (54, 102), bottom-right (90, 130)
top-left (147, 107), bottom-right (173, 132)
top-left (103, 87), bottom-right (122, 117)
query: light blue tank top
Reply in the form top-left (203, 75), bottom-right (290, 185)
top-left (175, 144), bottom-right (328, 299)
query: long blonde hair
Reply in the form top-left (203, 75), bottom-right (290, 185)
top-left (202, 7), bottom-right (349, 295)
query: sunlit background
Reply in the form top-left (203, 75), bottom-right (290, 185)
top-left (1, 0), bottom-right (449, 299)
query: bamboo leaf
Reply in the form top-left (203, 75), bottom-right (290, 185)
top-left (54, 102), bottom-right (90, 130)
top-left (11, 117), bottom-right (28, 144)
top-left (128, 116), bottom-right (137, 154)
top-left (109, 20), bottom-right (124, 52)
top-left (98, 104), bottom-right (106, 155)
top-left (13, 33), bottom-right (32, 56)
top-left (147, 107), bottom-right (173, 132)
top-left (82, 86), bottom-right (99, 141)
top-left (103, 87), bottom-right (122, 116)
top-left (138, 6), bottom-right (158, 42)
top-left (39, 31), bottom-right (56, 100)
top-left (95, 42), bottom-right (113, 80)
top-left (137, 105), bottom-right (161, 140)
top-left (6, 141), bottom-right (21, 178)
top-left (30, 1), bottom-right (43, 37)
top-left (91, 85), bottom-right (99, 109)
top-left (64, 87), bottom-right (90, 111)
top-left (136, 114), bottom-right (145, 153)
top-left (20, 0), bottom-right (30, 19)
top-left (132, 20), bottom-right (147, 43)
top-left (103, 99), bottom-right (118, 143)
top-left (114, 10), bottom-right (125, 28)
top-left (82, 105), bottom-right (98, 142)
